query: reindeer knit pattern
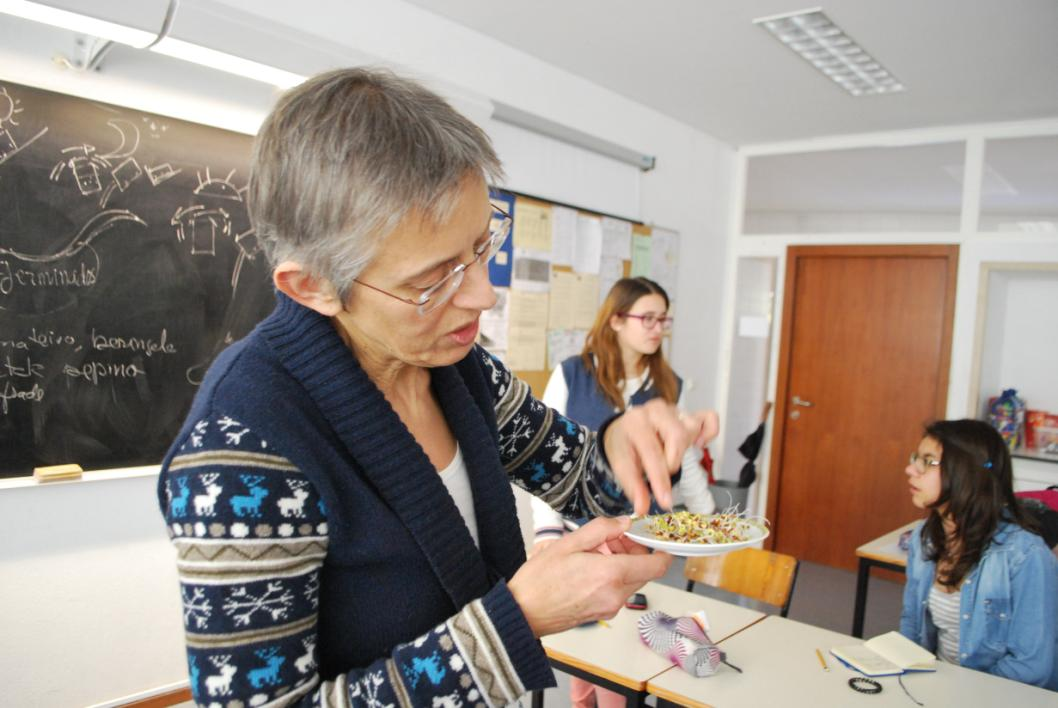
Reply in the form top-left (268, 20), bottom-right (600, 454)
top-left (159, 293), bottom-right (630, 708)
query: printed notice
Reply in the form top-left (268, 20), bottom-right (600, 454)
top-left (551, 205), bottom-right (577, 267)
top-left (507, 290), bottom-right (549, 370)
top-left (548, 270), bottom-right (600, 330)
top-left (649, 227), bottom-right (679, 297)
top-left (601, 217), bottom-right (632, 259)
top-left (513, 200), bottom-right (552, 253)
top-left (573, 215), bottom-right (603, 274)
top-left (631, 233), bottom-right (651, 277)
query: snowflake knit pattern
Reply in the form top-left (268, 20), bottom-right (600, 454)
top-left (167, 415), bottom-right (524, 707)
top-left (160, 296), bottom-right (633, 708)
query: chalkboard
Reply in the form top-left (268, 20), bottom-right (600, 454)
top-left (0, 81), bottom-right (275, 477)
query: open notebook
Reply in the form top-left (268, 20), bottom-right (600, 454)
top-left (830, 631), bottom-right (937, 677)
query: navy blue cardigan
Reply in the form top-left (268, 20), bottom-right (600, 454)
top-left (158, 294), bottom-right (628, 706)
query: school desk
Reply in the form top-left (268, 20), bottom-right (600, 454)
top-left (648, 614), bottom-right (1056, 707)
top-left (533, 580), bottom-right (766, 707)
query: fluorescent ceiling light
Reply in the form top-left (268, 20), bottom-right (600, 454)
top-left (754, 8), bottom-right (905, 97)
top-left (0, 0), bottom-right (156, 47)
top-left (150, 37), bottom-right (305, 88)
top-left (0, 0), bottom-right (307, 87)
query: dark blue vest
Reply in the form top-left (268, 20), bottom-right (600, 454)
top-left (560, 355), bottom-right (682, 432)
top-left (560, 356), bottom-right (683, 515)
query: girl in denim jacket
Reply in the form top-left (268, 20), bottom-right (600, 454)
top-left (899, 419), bottom-right (1058, 690)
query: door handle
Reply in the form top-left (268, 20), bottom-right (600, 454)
top-left (791, 395), bottom-right (814, 407)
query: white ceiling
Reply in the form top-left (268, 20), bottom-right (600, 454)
top-left (403, 0), bottom-right (1058, 146)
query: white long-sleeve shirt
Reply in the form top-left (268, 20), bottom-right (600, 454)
top-left (531, 364), bottom-right (715, 542)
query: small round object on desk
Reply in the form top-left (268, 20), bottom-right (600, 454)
top-left (848, 677), bottom-right (882, 694)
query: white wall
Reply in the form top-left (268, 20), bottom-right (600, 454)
top-left (205, 0), bottom-right (735, 410)
top-left (0, 2), bottom-right (734, 705)
top-left (0, 471), bottom-right (187, 707)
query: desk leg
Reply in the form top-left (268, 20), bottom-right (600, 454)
top-left (852, 558), bottom-right (870, 638)
top-left (530, 689), bottom-right (543, 708)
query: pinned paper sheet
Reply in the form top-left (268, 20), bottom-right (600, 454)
top-left (507, 290), bottom-right (548, 370)
top-left (738, 315), bottom-right (770, 339)
top-left (631, 233), bottom-right (651, 277)
top-left (602, 217), bottom-right (632, 259)
top-left (513, 200), bottom-right (552, 252)
top-left (549, 270), bottom-right (601, 330)
top-left (512, 251), bottom-right (551, 292)
top-left (574, 215), bottom-right (603, 275)
top-left (551, 205), bottom-right (577, 267)
top-left (649, 228), bottom-right (679, 296)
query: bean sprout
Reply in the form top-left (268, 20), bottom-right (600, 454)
top-left (646, 510), bottom-right (768, 544)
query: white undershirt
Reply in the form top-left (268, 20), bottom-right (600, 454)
top-left (929, 583), bottom-right (962, 663)
top-left (438, 445), bottom-right (479, 547)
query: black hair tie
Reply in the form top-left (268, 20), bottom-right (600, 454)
top-left (848, 677), bottom-right (882, 694)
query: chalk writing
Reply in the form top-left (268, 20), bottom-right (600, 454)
top-left (26, 329), bottom-right (76, 348)
top-left (0, 259), bottom-right (98, 293)
top-left (0, 328), bottom-right (181, 415)
top-left (0, 80), bottom-right (273, 476)
top-left (91, 328), bottom-right (176, 357)
top-left (1, 354), bottom-right (44, 379)
top-left (63, 361), bottom-right (147, 385)
top-left (0, 381), bottom-right (44, 414)
top-left (0, 329), bottom-right (77, 350)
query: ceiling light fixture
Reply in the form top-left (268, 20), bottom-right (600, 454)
top-left (0, 0), bottom-right (310, 87)
top-left (0, 0), bottom-right (156, 47)
top-left (149, 37), bottom-right (305, 88)
top-left (753, 7), bottom-right (905, 97)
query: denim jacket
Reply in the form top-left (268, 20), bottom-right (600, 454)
top-left (899, 520), bottom-right (1058, 690)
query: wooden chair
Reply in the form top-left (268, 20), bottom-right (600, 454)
top-left (684, 547), bottom-right (800, 617)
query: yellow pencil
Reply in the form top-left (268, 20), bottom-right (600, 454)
top-left (815, 648), bottom-right (829, 671)
top-left (597, 619), bottom-right (611, 629)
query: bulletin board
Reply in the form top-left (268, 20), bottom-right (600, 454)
top-left (485, 189), bottom-right (681, 398)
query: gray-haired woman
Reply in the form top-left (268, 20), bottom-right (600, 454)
top-left (158, 68), bottom-right (718, 707)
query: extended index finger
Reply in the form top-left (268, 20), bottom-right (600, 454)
top-left (607, 441), bottom-right (651, 517)
top-left (626, 419), bottom-right (673, 511)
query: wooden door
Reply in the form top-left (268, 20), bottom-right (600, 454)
top-left (766, 245), bottom-right (958, 570)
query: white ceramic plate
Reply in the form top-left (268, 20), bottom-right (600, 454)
top-left (624, 515), bottom-right (770, 557)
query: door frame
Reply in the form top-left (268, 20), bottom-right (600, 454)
top-left (763, 244), bottom-right (960, 549)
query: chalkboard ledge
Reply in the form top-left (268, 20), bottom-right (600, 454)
top-left (0, 465), bottom-right (160, 491)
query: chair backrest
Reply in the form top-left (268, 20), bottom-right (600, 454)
top-left (684, 547), bottom-right (800, 617)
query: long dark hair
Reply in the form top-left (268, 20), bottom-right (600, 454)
top-left (921, 419), bottom-right (1037, 589)
top-left (581, 277), bottom-right (678, 410)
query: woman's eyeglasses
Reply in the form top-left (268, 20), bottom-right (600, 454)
top-left (908, 452), bottom-right (941, 475)
top-left (353, 202), bottom-right (512, 315)
top-left (619, 312), bottom-right (673, 332)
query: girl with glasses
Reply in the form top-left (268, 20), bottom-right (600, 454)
top-left (157, 69), bottom-right (720, 708)
top-left (532, 277), bottom-right (717, 708)
top-left (900, 419), bottom-right (1058, 690)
